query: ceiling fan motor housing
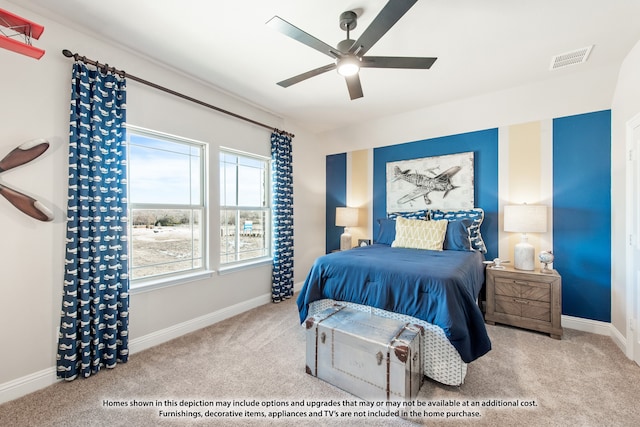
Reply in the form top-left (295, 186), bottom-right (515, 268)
top-left (337, 38), bottom-right (355, 53)
top-left (339, 11), bottom-right (357, 32)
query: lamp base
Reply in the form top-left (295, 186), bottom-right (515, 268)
top-left (340, 231), bottom-right (352, 251)
top-left (514, 240), bottom-right (535, 271)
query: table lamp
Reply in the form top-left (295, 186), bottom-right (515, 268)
top-left (504, 204), bottom-right (547, 270)
top-left (336, 207), bottom-right (359, 251)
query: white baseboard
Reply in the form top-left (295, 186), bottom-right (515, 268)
top-left (562, 314), bottom-right (611, 335)
top-left (129, 284), bottom-right (308, 355)
top-left (562, 314), bottom-right (627, 354)
top-left (609, 324), bottom-right (628, 355)
top-left (0, 367), bottom-right (57, 405)
top-left (0, 291), bottom-right (275, 405)
top-left (128, 292), bottom-right (272, 354)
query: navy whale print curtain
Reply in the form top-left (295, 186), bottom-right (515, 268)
top-left (57, 62), bottom-right (129, 380)
top-left (271, 131), bottom-right (294, 302)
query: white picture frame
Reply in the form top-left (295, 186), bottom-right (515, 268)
top-left (386, 152), bottom-right (474, 213)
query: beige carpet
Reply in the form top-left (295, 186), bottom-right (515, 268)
top-left (1, 296), bottom-right (639, 426)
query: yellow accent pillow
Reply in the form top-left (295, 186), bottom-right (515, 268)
top-left (391, 217), bottom-right (448, 251)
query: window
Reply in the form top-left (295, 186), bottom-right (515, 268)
top-left (219, 149), bottom-right (271, 266)
top-left (127, 126), bottom-right (206, 283)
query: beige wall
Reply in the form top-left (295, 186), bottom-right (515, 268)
top-left (500, 121), bottom-right (553, 266)
top-left (346, 149), bottom-right (372, 245)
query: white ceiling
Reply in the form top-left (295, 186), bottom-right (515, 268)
top-left (14, 0), bottom-right (640, 133)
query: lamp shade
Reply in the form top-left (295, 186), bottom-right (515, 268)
top-left (504, 204), bottom-right (547, 233)
top-left (336, 207), bottom-right (359, 227)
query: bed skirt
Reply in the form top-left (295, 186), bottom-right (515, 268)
top-left (307, 299), bottom-right (467, 386)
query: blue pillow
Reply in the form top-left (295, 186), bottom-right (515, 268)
top-left (431, 208), bottom-right (487, 253)
top-left (376, 218), bottom-right (396, 245)
top-left (443, 218), bottom-right (473, 251)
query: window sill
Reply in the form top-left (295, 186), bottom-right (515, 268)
top-left (217, 257), bottom-right (273, 275)
top-left (130, 270), bottom-right (215, 294)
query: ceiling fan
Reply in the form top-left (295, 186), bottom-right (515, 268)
top-left (266, 0), bottom-right (437, 100)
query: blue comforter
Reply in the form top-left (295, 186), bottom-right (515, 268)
top-left (297, 244), bottom-right (491, 363)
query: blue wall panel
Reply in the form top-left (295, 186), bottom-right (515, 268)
top-left (553, 110), bottom-right (611, 322)
top-left (326, 153), bottom-right (347, 253)
top-left (372, 129), bottom-right (500, 260)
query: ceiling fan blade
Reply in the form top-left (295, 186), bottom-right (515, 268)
top-left (349, 0), bottom-right (418, 56)
top-left (277, 63), bottom-right (337, 88)
top-left (360, 56), bottom-right (437, 69)
top-left (267, 16), bottom-right (341, 59)
top-left (345, 74), bottom-right (364, 100)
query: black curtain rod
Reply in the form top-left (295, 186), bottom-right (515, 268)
top-left (61, 49), bottom-right (294, 139)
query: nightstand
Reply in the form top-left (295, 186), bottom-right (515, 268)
top-left (485, 266), bottom-right (562, 339)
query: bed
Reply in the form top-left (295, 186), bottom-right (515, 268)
top-left (297, 209), bottom-right (492, 386)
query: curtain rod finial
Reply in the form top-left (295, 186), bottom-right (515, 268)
top-left (62, 49), bottom-right (73, 58)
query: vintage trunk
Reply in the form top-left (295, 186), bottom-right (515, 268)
top-left (305, 305), bottom-right (423, 401)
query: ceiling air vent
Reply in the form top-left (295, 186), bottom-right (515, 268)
top-left (550, 45), bottom-right (593, 70)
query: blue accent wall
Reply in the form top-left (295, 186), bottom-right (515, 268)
top-left (553, 110), bottom-right (611, 322)
top-left (324, 114), bottom-right (611, 322)
top-left (326, 153), bottom-right (347, 253)
top-left (372, 129), bottom-right (500, 260)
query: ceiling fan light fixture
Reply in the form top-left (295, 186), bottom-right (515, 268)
top-left (268, 2), bottom-right (436, 99)
top-left (336, 55), bottom-right (360, 77)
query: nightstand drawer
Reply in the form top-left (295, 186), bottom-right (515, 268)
top-left (494, 278), bottom-right (550, 303)
top-left (495, 295), bottom-right (550, 322)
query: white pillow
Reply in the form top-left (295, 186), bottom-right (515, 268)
top-left (391, 217), bottom-right (448, 251)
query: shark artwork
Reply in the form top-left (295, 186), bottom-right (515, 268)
top-left (386, 152), bottom-right (474, 212)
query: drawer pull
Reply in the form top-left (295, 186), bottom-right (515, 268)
top-left (513, 298), bottom-right (530, 304)
top-left (513, 280), bottom-right (529, 285)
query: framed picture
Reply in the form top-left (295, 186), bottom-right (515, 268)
top-left (358, 239), bottom-right (371, 247)
top-left (386, 151), bottom-right (474, 213)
